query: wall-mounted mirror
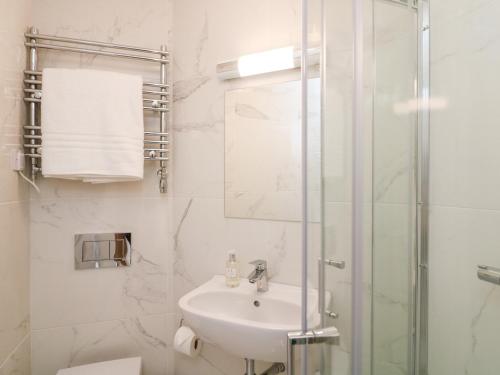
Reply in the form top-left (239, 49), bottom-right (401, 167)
top-left (224, 79), bottom-right (320, 222)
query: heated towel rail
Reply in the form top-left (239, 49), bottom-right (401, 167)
top-left (23, 26), bottom-right (170, 193)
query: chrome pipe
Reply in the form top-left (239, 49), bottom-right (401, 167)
top-left (299, 0), bottom-right (309, 371)
top-left (24, 97), bottom-right (169, 107)
top-left (158, 45), bottom-right (168, 193)
top-left (24, 153), bottom-right (41, 158)
top-left (24, 42), bottom-right (168, 63)
top-left (144, 148), bottom-right (168, 153)
top-left (24, 98), bottom-right (40, 103)
top-left (24, 134), bottom-right (41, 140)
top-left (144, 156), bottom-right (168, 161)
top-left (24, 87), bottom-right (169, 100)
top-left (24, 33), bottom-right (169, 56)
top-left (416, 2), bottom-right (430, 374)
top-left (28, 27), bottom-right (39, 178)
top-left (24, 73), bottom-right (169, 90)
top-left (144, 131), bottom-right (169, 136)
top-left (142, 82), bottom-right (169, 89)
top-left (142, 89), bottom-right (168, 96)
top-left (287, 336), bottom-right (294, 375)
top-left (23, 79), bottom-right (41, 85)
top-left (245, 359), bottom-right (256, 375)
top-left (143, 98), bottom-right (169, 105)
top-left (24, 70), bottom-right (41, 75)
top-left (22, 100), bottom-right (168, 112)
top-left (22, 128), bottom-right (168, 138)
top-left (144, 140), bottom-right (169, 145)
top-left (144, 106), bottom-right (168, 112)
top-left (351, 0), bottom-right (365, 372)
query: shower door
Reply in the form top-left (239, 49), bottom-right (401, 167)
top-left (289, 0), bottom-right (361, 373)
top-left (296, 0), bottom-right (420, 374)
top-left (314, 0), bottom-right (420, 374)
top-left (372, 2), bottom-right (419, 375)
top-left (305, 0), bottom-right (374, 373)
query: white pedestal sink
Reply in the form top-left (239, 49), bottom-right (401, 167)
top-left (178, 275), bottom-right (331, 363)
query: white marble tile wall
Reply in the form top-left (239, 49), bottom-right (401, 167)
top-left (0, 0), bottom-right (31, 374)
top-left (171, 0), bottom-right (305, 373)
top-left (29, 1), bottom-right (173, 374)
top-left (428, 0), bottom-right (500, 374)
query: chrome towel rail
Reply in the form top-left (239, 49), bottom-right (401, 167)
top-left (24, 32), bottom-right (169, 56)
top-left (23, 26), bottom-right (170, 193)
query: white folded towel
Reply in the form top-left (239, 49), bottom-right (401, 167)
top-left (41, 68), bottom-right (144, 183)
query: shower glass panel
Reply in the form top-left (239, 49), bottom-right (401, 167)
top-left (302, 0), bottom-right (419, 373)
top-left (320, 0), bottom-right (356, 371)
top-left (317, 0), bottom-right (374, 373)
top-left (372, 1), bottom-right (418, 375)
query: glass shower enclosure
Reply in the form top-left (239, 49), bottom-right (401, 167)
top-left (295, 0), bottom-right (500, 374)
top-left (292, 0), bottom-right (426, 374)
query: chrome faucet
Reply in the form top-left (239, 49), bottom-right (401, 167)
top-left (248, 260), bottom-right (269, 292)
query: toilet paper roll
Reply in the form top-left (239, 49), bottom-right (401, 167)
top-left (174, 326), bottom-right (202, 357)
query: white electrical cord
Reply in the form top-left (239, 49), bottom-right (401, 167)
top-left (18, 170), bottom-right (41, 193)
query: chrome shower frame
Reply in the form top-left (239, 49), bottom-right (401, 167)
top-left (415, 0), bottom-right (430, 374)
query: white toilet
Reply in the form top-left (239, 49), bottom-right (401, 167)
top-left (56, 357), bottom-right (141, 375)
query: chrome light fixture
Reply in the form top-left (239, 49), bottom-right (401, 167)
top-left (216, 46), bottom-right (319, 80)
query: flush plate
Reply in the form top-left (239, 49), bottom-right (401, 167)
top-left (74, 233), bottom-right (131, 270)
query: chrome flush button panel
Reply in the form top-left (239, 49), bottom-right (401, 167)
top-left (75, 233), bottom-right (131, 270)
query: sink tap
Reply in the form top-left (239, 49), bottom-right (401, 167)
top-left (248, 260), bottom-right (269, 292)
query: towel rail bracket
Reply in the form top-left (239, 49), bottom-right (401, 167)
top-left (22, 26), bottom-right (170, 193)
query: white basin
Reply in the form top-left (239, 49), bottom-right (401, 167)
top-left (178, 275), bottom-right (330, 362)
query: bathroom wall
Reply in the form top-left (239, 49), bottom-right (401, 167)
top-left (0, 0), bottom-right (32, 374)
top-left (29, 1), bottom-right (173, 374)
top-left (171, 0), bottom-right (304, 373)
top-left (428, 0), bottom-right (500, 374)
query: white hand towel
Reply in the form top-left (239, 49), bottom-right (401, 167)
top-left (41, 68), bottom-right (144, 183)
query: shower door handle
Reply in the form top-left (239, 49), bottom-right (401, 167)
top-left (477, 265), bottom-right (500, 285)
top-left (286, 327), bottom-right (340, 375)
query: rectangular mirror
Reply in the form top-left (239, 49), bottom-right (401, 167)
top-left (224, 79), bottom-right (320, 222)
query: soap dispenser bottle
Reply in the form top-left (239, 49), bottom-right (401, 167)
top-left (225, 250), bottom-right (240, 287)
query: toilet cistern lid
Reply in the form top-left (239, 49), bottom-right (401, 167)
top-left (56, 357), bottom-right (141, 375)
